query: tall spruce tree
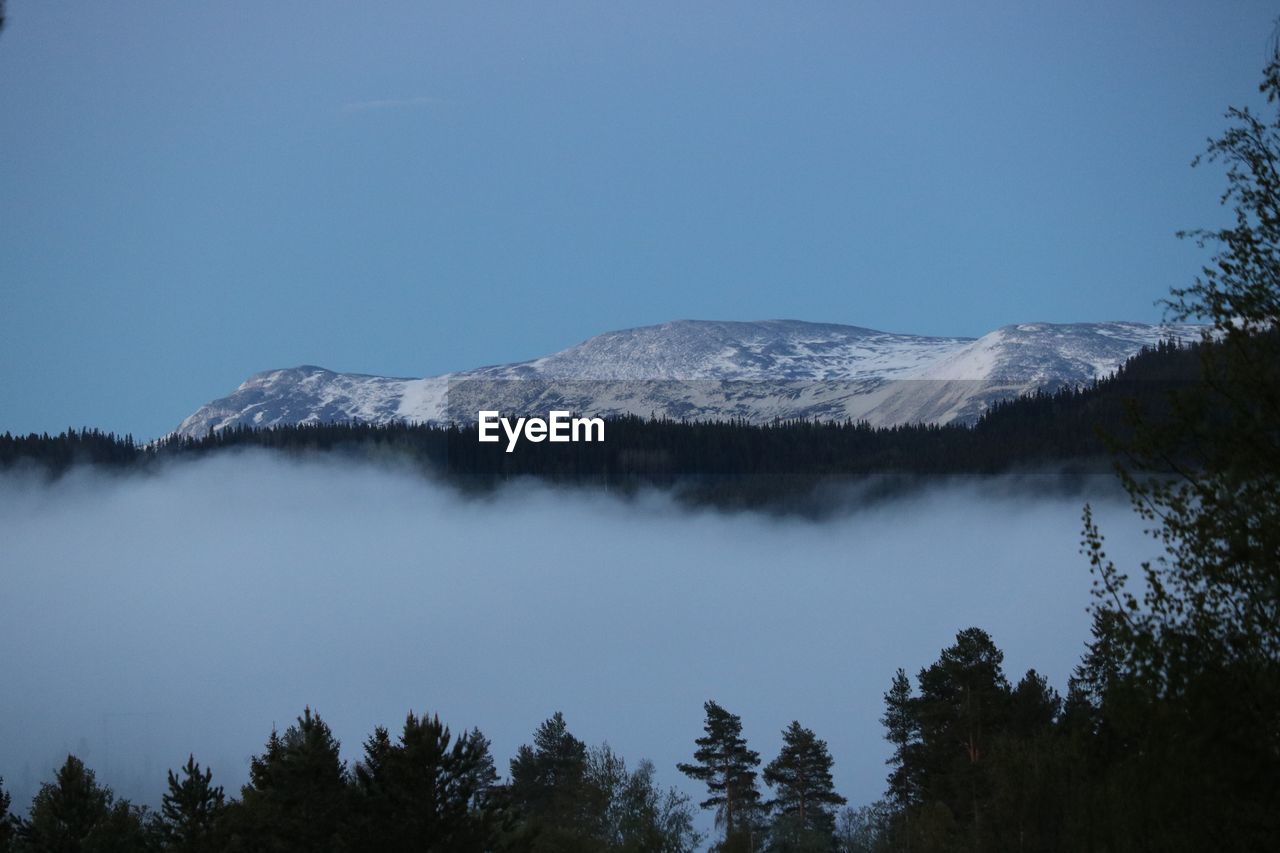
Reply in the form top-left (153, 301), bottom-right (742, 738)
top-left (1006, 670), bottom-right (1060, 739)
top-left (880, 668), bottom-right (918, 812)
top-left (988, 670), bottom-right (1069, 853)
top-left (507, 711), bottom-right (592, 850)
top-left (19, 754), bottom-right (150, 852)
top-left (677, 700), bottom-right (762, 851)
top-left (234, 707), bottom-right (350, 852)
top-left (157, 755), bottom-right (226, 853)
top-left (21, 755), bottom-right (111, 851)
top-left (351, 710), bottom-right (497, 852)
top-left (879, 668), bottom-right (920, 853)
top-left (762, 721), bottom-right (846, 849)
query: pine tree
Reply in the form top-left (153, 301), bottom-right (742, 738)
top-left (20, 754), bottom-right (149, 852)
top-left (93, 799), bottom-right (156, 852)
top-left (507, 711), bottom-right (591, 850)
top-left (763, 721), bottom-right (846, 848)
top-left (21, 755), bottom-right (111, 849)
top-left (235, 707), bottom-right (350, 852)
top-left (880, 668), bottom-right (918, 811)
top-left (913, 628), bottom-right (1011, 843)
top-left (351, 710), bottom-right (497, 852)
top-left (677, 700), bottom-right (762, 850)
top-left (1007, 670), bottom-right (1060, 738)
top-left (508, 711), bottom-right (587, 814)
top-left (988, 671), bottom-right (1070, 853)
top-left (157, 755), bottom-right (226, 853)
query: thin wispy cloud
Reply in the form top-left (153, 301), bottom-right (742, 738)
top-left (341, 95), bottom-right (446, 113)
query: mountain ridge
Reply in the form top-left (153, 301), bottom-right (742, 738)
top-left (175, 319), bottom-right (1206, 438)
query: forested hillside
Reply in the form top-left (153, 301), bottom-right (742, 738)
top-left (0, 339), bottom-right (1202, 512)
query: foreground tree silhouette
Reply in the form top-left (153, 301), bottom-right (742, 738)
top-left (352, 710), bottom-right (498, 852)
top-left (157, 755), bottom-right (226, 853)
top-left (880, 668), bottom-right (918, 809)
top-left (21, 756), bottom-right (108, 851)
top-left (503, 714), bottom-right (700, 851)
top-left (506, 711), bottom-right (592, 850)
top-left (19, 755), bottom-right (150, 852)
top-left (1079, 38), bottom-right (1280, 851)
top-left (1083, 40), bottom-right (1280, 697)
top-left (678, 701), bottom-right (762, 852)
top-left (763, 721), bottom-right (846, 850)
top-left (912, 628), bottom-right (1010, 849)
top-left (230, 707), bottom-right (350, 852)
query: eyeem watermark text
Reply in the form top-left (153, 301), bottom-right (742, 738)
top-left (477, 411), bottom-right (605, 452)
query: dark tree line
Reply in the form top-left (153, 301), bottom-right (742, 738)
top-left (0, 701), bottom-right (862, 853)
top-left (0, 707), bottom-right (698, 853)
top-left (857, 627), bottom-right (1107, 852)
top-left (12, 608), bottom-right (1269, 853)
top-left (855, 607), bottom-right (1278, 852)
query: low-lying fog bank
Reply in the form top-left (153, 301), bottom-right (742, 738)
top-left (0, 453), bottom-right (1152, 825)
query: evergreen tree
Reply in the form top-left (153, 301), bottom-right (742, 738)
top-left (987, 672), bottom-right (1070, 853)
top-left (506, 711), bottom-right (591, 850)
top-left (879, 668), bottom-right (918, 812)
top-left (90, 800), bottom-right (156, 853)
top-left (351, 710), bottom-right (497, 852)
top-left (677, 701), bottom-right (762, 851)
top-left (913, 628), bottom-right (1010, 844)
top-left (19, 755), bottom-right (149, 852)
top-left (233, 707), bottom-right (350, 852)
top-left (762, 721), bottom-right (846, 850)
top-left (157, 755), bottom-right (225, 853)
top-left (1006, 670), bottom-right (1060, 738)
top-left (22, 755), bottom-right (109, 851)
top-left (879, 668), bottom-right (920, 852)
top-left (1063, 610), bottom-right (1123, 720)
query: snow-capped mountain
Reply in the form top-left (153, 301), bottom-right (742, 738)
top-left (174, 320), bottom-right (1205, 437)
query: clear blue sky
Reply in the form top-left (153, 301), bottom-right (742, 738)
top-left (1, 1), bottom-right (1275, 439)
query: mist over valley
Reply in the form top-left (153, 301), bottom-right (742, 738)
top-left (0, 455), bottom-right (1149, 833)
